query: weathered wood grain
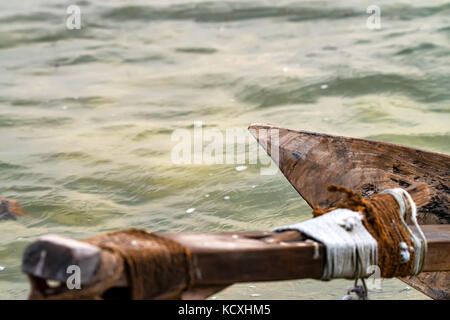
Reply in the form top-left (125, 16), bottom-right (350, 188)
top-left (249, 123), bottom-right (449, 224)
top-left (249, 123), bottom-right (450, 299)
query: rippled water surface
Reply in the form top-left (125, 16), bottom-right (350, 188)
top-left (1, 0), bottom-right (449, 299)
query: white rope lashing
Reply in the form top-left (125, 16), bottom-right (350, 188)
top-left (274, 209), bottom-right (378, 280)
top-left (274, 188), bottom-right (427, 280)
top-left (381, 188), bottom-right (428, 275)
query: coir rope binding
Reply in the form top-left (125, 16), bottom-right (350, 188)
top-left (278, 185), bottom-right (427, 279)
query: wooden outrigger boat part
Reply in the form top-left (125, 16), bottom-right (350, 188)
top-left (19, 125), bottom-right (450, 300)
top-left (249, 123), bottom-right (450, 299)
top-left (248, 123), bottom-right (449, 224)
top-left (21, 183), bottom-right (450, 300)
top-left (22, 226), bottom-right (450, 300)
top-left (0, 198), bottom-right (26, 220)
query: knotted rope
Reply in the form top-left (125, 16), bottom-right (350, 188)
top-left (381, 188), bottom-right (427, 275)
top-left (277, 185), bottom-right (427, 279)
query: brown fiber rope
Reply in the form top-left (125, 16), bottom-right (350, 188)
top-left (83, 229), bottom-right (195, 299)
top-left (313, 185), bottom-right (416, 278)
top-left (29, 229), bottom-right (194, 300)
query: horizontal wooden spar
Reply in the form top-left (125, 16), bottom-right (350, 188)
top-left (22, 224), bottom-right (450, 299)
top-left (22, 183), bottom-right (445, 299)
top-left (160, 225), bottom-right (450, 285)
top-left (162, 230), bottom-right (321, 284)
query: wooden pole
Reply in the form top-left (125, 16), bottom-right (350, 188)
top-left (21, 225), bottom-right (450, 299)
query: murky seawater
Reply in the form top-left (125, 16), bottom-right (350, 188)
top-left (1, 0), bottom-right (449, 299)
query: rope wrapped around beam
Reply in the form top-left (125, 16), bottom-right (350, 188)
top-left (28, 229), bottom-right (195, 300)
top-left (275, 185), bottom-right (427, 279)
top-left (275, 209), bottom-right (377, 280)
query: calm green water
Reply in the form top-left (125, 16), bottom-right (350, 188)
top-left (0, 0), bottom-right (449, 299)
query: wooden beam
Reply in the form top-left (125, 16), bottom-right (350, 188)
top-left (161, 225), bottom-right (450, 285)
top-left (22, 225), bottom-right (450, 299)
top-left (418, 225), bottom-right (450, 272)
top-left (161, 231), bottom-right (323, 284)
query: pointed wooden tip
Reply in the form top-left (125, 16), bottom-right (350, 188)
top-left (247, 123), bottom-right (449, 223)
top-left (248, 123), bottom-right (286, 158)
top-left (248, 123), bottom-right (282, 142)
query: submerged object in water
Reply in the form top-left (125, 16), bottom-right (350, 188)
top-left (0, 198), bottom-right (26, 220)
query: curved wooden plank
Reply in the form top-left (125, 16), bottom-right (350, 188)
top-left (249, 123), bottom-right (450, 299)
top-left (249, 123), bottom-right (449, 224)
